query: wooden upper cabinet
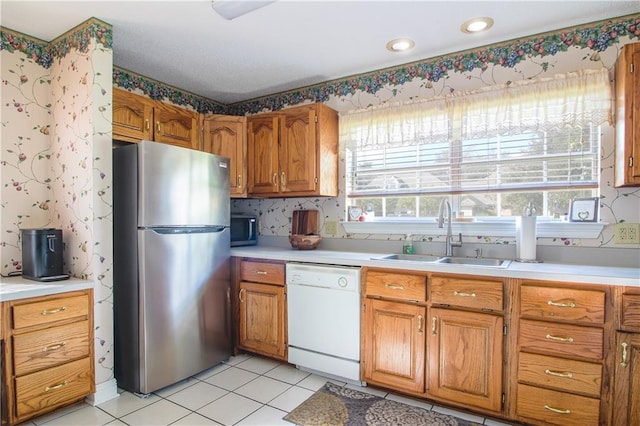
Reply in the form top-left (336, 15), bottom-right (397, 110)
top-left (153, 102), bottom-right (199, 150)
top-left (112, 88), bottom-right (153, 142)
top-left (112, 88), bottom-right (199, 150)
top-left (615, 42), bottom-right (640, 187)
top-left (279, 106), bottom-right (317, 194)
top-left (247, 114), bottom-right (280, 195)
top-left (247, 103), bottom-right (338, 197)
top-left (202, 115), bottom-right (248, 197)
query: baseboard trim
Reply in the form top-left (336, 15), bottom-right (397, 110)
top-left (85, 378), bottom-right (119, 406)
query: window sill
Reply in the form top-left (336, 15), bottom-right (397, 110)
top-left (341, 220), bottom-right (607, 239)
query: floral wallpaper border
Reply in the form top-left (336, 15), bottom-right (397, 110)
top-left (112, 67), bottom-right (227, 114)
top-left (229, 13), bottom-right (640, 115)
top-left (1, 18), bottom-right (112, 69)
top-left (5, 14), bottom-right (638, 116)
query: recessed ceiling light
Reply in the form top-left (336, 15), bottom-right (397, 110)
top-left (461, 17), bottom-right (494, 34)
top-left (386, 38), bottom-right (415, 52)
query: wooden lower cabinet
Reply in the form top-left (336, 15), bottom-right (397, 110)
top-left (515, 281), bottom-right (611, 425)
top-left (235, 258), bottom-right (287, 361)
top-left (238, 281), bottom-right (286, 359)
top-left (428, 307), bottom-right (503, 412)
top-left (362, 298), bottom-right (426, 394)
top-left (1, 290), bottom-right (94, 426)
top-left (611, 332), bottom-right (640, 426)
top-left (516, 383), bottom-right (600, 425)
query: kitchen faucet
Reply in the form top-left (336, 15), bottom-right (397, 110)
top-left (438, 199), bottom-right (463, 257)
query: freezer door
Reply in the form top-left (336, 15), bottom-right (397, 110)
top-left (137, 227), bottom-right (231, 394)
top-left (138, 141), bottom-right (230, 227)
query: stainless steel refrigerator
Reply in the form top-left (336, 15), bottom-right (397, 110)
top-left (113, 140), bottom-right (232, 394)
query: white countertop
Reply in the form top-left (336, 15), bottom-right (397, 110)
top-left (0, 276), bottom-right (94, 302)
top-left (231, 246), bottom-right (640, 287)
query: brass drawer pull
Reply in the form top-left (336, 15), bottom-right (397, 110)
top-left (272, 173), bottom-right (278, 186)
top-left (417, 315), bottom-right (423, 335)
top-left (543, 405), bottom-right (571, 415)
top-left (256, 271), bottom-right (268, 275)
top-left (43, 342), bottom-right (67, 352)
top-left (145, 119), bottom-right (150, 131)
top-left (453, 291), bottom-right (476, 298)
top-left (621, 342), bottom-right (629, 367)
top-left (239, 288), bottom-right (245, 303)
top-left (237, 175), bottom-right (242, 188)
top-left (547, 300), bottom-right (576, 308)
top-left (44, 381), bottom-right (68, 392)
top-left (41, 306), bottom-right (67, 316)
top-left (281, 172), bottom-right (286, 187)
top-left (545, 334), bottom-right (574, 343)
top-left (156, 121), bottom-right (161, 133)
top-left (544, 369), bottom-right (573, 379)
top-left (385, 284), bottom-right (405, 290)
top-left (431, 316), bottom-right (437, 336)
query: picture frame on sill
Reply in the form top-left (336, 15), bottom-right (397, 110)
top-left (569, 197), bottom-right (599, 222)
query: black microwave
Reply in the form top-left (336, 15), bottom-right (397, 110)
top-left (230, 214), bottom-right (258, 246)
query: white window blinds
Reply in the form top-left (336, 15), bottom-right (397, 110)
top-left (342, 68), bottom-right (612, 198)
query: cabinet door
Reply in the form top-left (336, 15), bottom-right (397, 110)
top-left (611, 332), bottom-right (640, 426)
top-left (363, 298), bottom-right (426, 394)
top-left (428, 308), bottom-right (503, 412)
top-left (238, 281), bottom-right (286, 359)
top-left (279, 106), bottom-right (317, 194)
top-left (112, 88), bottom-right (153, 142)
top-left (202, 115), bottom-right (247, 197)
top-left (247, 115), bottom-right (280, 196)
top-left (615, 42), bottom-right (640, 187)
top-left (153, 103), bottom-right (199, 150)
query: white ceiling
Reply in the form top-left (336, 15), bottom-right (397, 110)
top-left (2, 1), bottom-right (639, 104)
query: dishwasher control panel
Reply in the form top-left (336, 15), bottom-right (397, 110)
top-left (286, 263), bottom-right (361, 292)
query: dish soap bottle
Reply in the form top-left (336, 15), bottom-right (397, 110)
top-left (403, 234), bottom-right (414, 254)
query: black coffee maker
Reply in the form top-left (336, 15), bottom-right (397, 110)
top-left (21, 228), bottom-right (69, 281)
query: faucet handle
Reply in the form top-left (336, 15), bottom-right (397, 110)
top-left (451, 232), bottom-right (463, 248)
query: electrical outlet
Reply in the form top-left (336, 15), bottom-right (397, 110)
top-left (614, 223), bottom-right (640, 244)
top-left (325, 220), bottom-right (337, 236)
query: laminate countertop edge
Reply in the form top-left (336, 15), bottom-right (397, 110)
top-left (231, 246), bottom-right (640, 288)
top-left (0, 276), bottom-right (94, 302)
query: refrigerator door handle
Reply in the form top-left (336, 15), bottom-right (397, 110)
top-left (145, 226), bottom-right (227, 235)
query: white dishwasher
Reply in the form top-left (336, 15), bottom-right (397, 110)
top-left (286, 263), bottom-right (362, 384)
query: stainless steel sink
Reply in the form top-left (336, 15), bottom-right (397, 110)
top-left (371, 254), bottom-right (440, 262)
top-left (436, 257), bottom-right (511, 268)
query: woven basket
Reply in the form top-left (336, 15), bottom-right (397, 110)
top-left (289, 234), bottom-right (322, 250)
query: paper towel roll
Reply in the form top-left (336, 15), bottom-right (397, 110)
top-left (516, 216), bottom-right (537, 261)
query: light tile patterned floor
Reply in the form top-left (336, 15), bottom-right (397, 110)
top-left (22, 354), bottom-right (516, 425)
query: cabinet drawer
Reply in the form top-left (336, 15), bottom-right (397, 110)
top-left (518, 352), bottom-right (601, 397)
top-left (15, 357), bottom-right (93, 418)
top-left (520, 285), bottom-right (605, 324)
top-left (12, 295), bottom-right (89, 330)
top-left (519, 319), bottom-right (603, 361)
top-left (240, 260), bottom-right (285, 285)
top-left (13, 320), bottom-right (90, 376)
top-left (621, 293), bottom-right (640, 330)
top-left (516, 383), bottom-right (600, 426)
top-left (431, 276), bottom-right (503, 311)
top-left (365, 271), bottom-right (426, 302)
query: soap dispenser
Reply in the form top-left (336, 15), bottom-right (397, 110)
top-left (403, 234), bottom-right (414, 254)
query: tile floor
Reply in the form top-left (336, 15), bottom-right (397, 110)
top-left (22, 354), bottom-right (516, 426)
